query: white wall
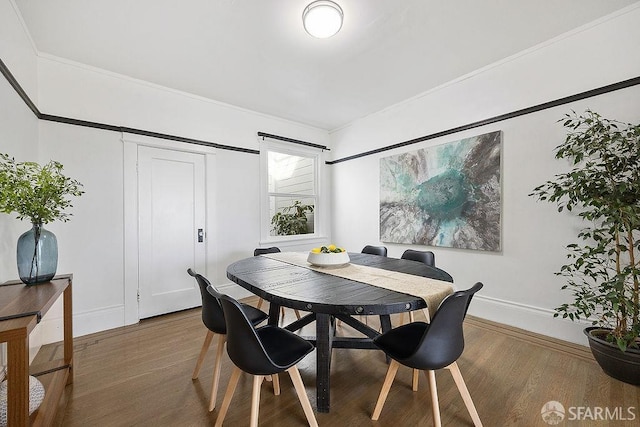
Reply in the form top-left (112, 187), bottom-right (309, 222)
top-left (0, 0), bottom-right (46, 362)
top-left (0, 0), bottom-right (39, 282)
top-left (31, 54), bottom-right (330, 336)
top-left (329, 5), bottom-right (640, 346)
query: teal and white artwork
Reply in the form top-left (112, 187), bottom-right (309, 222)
top-left (380, 131), bottom-right (502, 251)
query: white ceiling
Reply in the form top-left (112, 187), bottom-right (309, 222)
top-left (14, 0), bottom-right (638, 131)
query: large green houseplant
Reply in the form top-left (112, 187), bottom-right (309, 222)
top-left (271, 200), bottom-right (314, 236)
top-left (0, 153), bottom-right (84, 284)
top-left (530, 110), bottom-right (640, 384)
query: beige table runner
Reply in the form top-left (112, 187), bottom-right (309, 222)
top-left (262, 251), bottom-right (454, 318)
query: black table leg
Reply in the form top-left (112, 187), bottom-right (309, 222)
top-left (380, 314), bottom-right (392, 363)
top-left (267, 302), bottom-right (281, 326)
top-left (379, 314), bottom-right (392, 333)
top-left (315, 313), bottom-right (333, 413)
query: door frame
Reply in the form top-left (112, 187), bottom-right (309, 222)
top-left (123, 133), bottom-right (217, 325)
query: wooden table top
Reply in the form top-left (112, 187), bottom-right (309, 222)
top-left (0, 275), bottom-right (72, 324)
top-left (226, 253), bottom-right (453, 316)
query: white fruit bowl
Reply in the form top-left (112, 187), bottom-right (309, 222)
top-left (307, 251), bottom-right (350, 267)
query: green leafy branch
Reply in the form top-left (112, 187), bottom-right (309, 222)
top-left (0, 153), bottom-right (84, 225)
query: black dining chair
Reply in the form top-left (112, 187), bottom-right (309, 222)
top-left (371, 282), bottom-right (483, 427)
top-left (399, 250), bottom-right (454, 391)
top-left (401, 248), bottom-right (436, 266)
top-left (187, 268), bottom-right (269, 412)
top-left (362, 245), bottom-right (388, 257)
top-left (212, 288), bottom-right (318, 427)
top-left (253, 247), bottom-right (301, 321)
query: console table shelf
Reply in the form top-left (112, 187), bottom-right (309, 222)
top-left (0, 275), bottom-right (73, 426)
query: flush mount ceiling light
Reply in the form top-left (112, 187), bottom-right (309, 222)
top-left (302, 1), bottom-right (343, 38)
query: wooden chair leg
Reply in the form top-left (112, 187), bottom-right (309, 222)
top-left (425, 370), bottom-right (442, 427)
top-left (412, 368), bottom-right (420, 391)
top-left (287, 366), bottom-right (318, 427)
top-left (447, 362), bottom-right (482, 427)
top-left (192, 330), bottom-right (214, 379)
top-left (209, 334), bottom-right (227, 411)
top-left (250, 375), bottom-right (263, 427)
top-left (294, 309), bottom-right (302, 319)
top-left (272, 373), bottom-right (280, 395)
top-left (214, 365), bottom-right (242, 427)
top-left (256, 297), bottom-right (264, 310)
top-left (371, 359), bottom-right (400, 420)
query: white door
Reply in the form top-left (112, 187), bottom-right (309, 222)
top-left (138, 146), bottom-right (206, 318)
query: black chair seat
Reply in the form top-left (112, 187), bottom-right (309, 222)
top-left (373, 321), bottom-right (428, 362)
top-left (257, 326), bottom-right (315, 372)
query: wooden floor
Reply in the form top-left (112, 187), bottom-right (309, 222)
top-left (35, 298), bottom-right (640, 426)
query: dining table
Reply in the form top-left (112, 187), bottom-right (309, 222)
top-left (226, 251), bottom-right (454, 413)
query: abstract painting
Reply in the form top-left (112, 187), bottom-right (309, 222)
top-left (380, 131), bottom-right (502, 251)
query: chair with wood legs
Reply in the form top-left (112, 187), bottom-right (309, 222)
top-left (399, 249), bottom-right (452, 390)
top-left (253, 247), bottom-right (301, 321)
top-left (213, 288), bottom-right (318, 427)
top-left (371, 282), bottom-right (483, 427)
top-left (187, 268), bottom-right (269, 412)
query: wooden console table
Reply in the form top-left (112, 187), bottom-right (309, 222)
top-left (0, 274), bottom-right (73, 426)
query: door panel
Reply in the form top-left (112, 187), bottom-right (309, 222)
top-left (138, 146), bottom-right (206, 318)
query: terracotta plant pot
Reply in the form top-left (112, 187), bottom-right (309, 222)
top-left (584, 327), bottom-right (640, 385)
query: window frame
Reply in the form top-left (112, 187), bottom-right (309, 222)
top-left (259, 140), bottom-right (325, 245)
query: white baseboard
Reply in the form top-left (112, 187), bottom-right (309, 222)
top-left (468, 294), bottom-right (590, 346)
top-left (71, 305), bottom-right (126, 338)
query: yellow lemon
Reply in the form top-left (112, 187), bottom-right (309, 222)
top-left (311, 247), bottom-right (321, 253)
top-left (328, 244), bottom-right (337, 251)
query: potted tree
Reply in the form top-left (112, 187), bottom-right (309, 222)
top-left (271, 200), bottom-right (314, 236)
top-left (530, 110), bottom-right (640, 384)
top-left (0, 153), bottom-right (84, 284)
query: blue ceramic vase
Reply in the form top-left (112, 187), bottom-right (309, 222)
top-left (16, 223), bottom-right (58, 285)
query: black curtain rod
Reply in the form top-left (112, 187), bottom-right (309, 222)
top-left (257, 131), bottom-right (329, 151)
top-left (326, 75), bottom-right (640, 165)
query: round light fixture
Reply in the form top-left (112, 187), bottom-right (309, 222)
top-left (302, 1), bottom-right (343, 38)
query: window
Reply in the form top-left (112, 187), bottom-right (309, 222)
top-left (260, 141), bottom-right (321, 241)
